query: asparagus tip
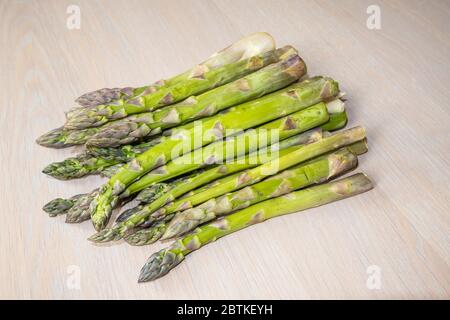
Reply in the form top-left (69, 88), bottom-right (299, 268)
top-left (137, 249), bottom-right (184, 282)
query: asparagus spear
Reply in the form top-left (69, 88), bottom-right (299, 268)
top-left (37, 33), bottom-right (276, 148)
top-left (66, 45), bottom-right (292, 130)
top-left (86, 137), bottom-right (162, 161)
top-left (89, 128), bottom-right (324, 242)
top-left (74, 87), bottom-right (140, 109)
top-left (85, 49), bottom-right (301, 147)
top-left (89, 72), bottom-right (337, 231)
top-left (124, 101), bottom-right (346, 197)
top-left (115, 127), bottom-right (323, 224)
top-left (73, 32), bottom-right (276, 109)
top-left (138, 173), bottom-right (373, 281)
top-left (125, 145), bottom-right (362, 245)
top-left (163, 147), bottom-right (361, 239)
top-left (36, 125), bottom-right (104, 148)
top-left (65, 190), bottom-right (99, 223)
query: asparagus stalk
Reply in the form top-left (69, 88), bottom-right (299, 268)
top-left (163, 147), bottom-right (361, 239)
top-left (124, 101), bottom-right (346, 197)
top-left (122, 100), bottom-right (335, 197)
top-left (73, 32), bottom-right (276, 109)
top-left (65, 190), bottom-right (99, 223)
top-left (74, 87), bottom-right (141, 109)
top-left (85, 49), bottom-right (301, 147)
top-left (138, 173), bottom-right (373, 281)
top-left (133, 126), bottom-right (366, 230)
top-left (89, 73), bottom-right (336, 231)
top-left (89, 128), bottom-right (324, 242)
top-left (66, 45), bottom-right (292, 130)
top-left (125, 145), bottom-right (362, 245)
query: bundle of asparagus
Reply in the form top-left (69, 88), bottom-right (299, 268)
top-left (38, 32), bottom-right (373, 282)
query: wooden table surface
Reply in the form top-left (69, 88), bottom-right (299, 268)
top-left (1, 0), bottom-right (449, 299)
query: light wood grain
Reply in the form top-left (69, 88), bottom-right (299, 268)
top-left (0, 0), bottom-right (449, 299)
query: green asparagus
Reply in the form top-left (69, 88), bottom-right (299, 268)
top-left (66, 45), bottom-right (291, 130)
top-left (132, 126), bottom-right (366, 231)
top-left (73, 32), bottom-right (276, 109)
top-left (89, 72), bottom-right (336, 232)
top-left (99, 164), bottom-right (124, 178)
top-left (138, 173), bottom-right (373, 282)
top-left (42, 154), bottom-right (118, 180)
top-left (41, 137), bottom-right (163, 180)
top-left (85, 49), bottom-right (301, 147)
top-left (65, 190), bottom-right (99, 223)
top-left (89, 128), bottom-right (324, 242)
